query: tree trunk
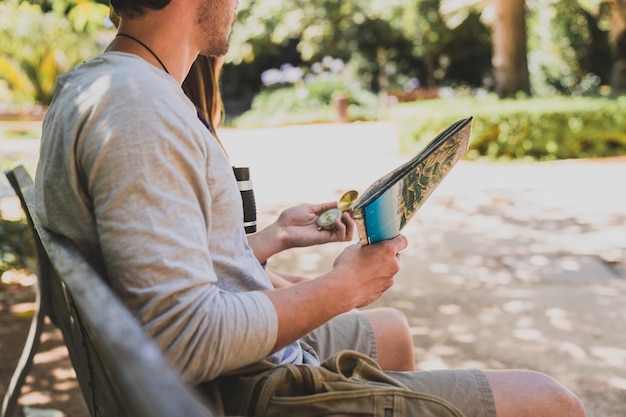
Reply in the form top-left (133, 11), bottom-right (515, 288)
top-left (609, 0), bottom-right (626, 93)
top-left (491, 0), bottom-right (531, 98)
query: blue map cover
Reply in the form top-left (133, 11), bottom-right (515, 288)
top-left (352, 117), bottom-right (473, 245)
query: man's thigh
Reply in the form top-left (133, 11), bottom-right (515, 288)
top-left (301, 310), bottom-right (377, 361)
top-left (386, 368), bottom-right (497, 417)
top-left (302, 314), bottom-right (496, 416)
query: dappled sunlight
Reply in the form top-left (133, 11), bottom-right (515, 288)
top-left (409, 326), bottom-right (430, 337)
top-left (401, 252), bottom-right (515, 289)
top-left (429, 262), bottom-right (450, 274)
top-left (53, 379), bottom-right (80, 392)
top-left (502, 300), bottom-right (534, 314)
top-left (513, 328), bottom-right (546, 342)
top-left (33, 346), bottom-right (74, 365)
top-left (2, 318), bottom-right (89, 415)
top-left (416, 356), bottom-right (449, 371)
top-left (514, 316), bottom-right (533, 329)
top-left (9, 301), bottom-right (35, 318)
top-left (457, 360), bottom-right (488, 369)
top-left (388, 287), bottom-right (424, 299)
top-left (558, 342), bottom-right (587, 360)
top-left (447, 324), bottom-right (476, 344)
top-left (545, 308), bottom-right (574, 331)
top-left (501, 254), bottom-right (619, 283)
top-left (21, 357), bottom-right (77, 406)
top-left (386, 299), bottom-right (418, 312)
top-left (451, 333), bottom-right (476, 344)
top-left (608, 377), bottom-right (626, 391)
top-left (477, 306), bottom-right (503, 325)
top-left (1, 269), bottom-right (37, 287)
top-left (447, 323), bottom-right (470, 334)
top-left (592, 284), bottom-right (625, 297)
top-left (589, 346), bottom-right (626, 367)
top-left (438, 304), bottom-right (461, 315)
top-left (430, 344), bottom-right (459, 357)
top-left (19, 391), bottom-right (54, 406)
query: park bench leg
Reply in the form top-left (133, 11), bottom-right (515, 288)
top-left (1, 290), bottom-right (46, 417)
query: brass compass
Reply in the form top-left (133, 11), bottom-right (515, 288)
top-left (316, 190), bottom-right (359, 230)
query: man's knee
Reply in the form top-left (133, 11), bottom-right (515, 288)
top-left (364, 307), bottom-right (412, 346)
top-left (548, 377), bottom-right (585, 417)
top-left (362, 307), bottom-right (414, 371)
top-left (485, 370), bottom-right (586, 417)
top-left (372, 307), bottom-right (410, 330)
top-left (538, 372), bottom-right (585, 417)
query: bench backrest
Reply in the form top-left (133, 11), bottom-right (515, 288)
top-left (4, 166), bottom-right (215, 417)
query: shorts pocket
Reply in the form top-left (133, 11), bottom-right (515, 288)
top-left (252, 351), bottom-right (466, 417)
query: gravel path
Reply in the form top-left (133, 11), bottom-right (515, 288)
top-left (2, 121), bottom-right (626, 416)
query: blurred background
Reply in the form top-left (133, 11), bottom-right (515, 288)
top-left (1, 1), bottom-right (626, 416)
top-left (2, 0), bottom-right (626, 164)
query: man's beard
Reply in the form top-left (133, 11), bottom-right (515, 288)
top-left (196, 1), bottom-right (231, 57)
top-left (199, 41), bottom-right (229, 57)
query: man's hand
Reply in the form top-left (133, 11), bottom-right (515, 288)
top-left (247, 202), bottom-right (355, 264)
top-left (265, 234), bottom-right (408, 352)
top-left (275, 203), bottom-right (355, 248)
top-left (331, 235), bottom-right (408, 308)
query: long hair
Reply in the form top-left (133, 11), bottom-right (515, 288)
top-left (182, 56), bottom-right (226, 148)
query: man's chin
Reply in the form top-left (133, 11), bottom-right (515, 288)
top-left (200, 43), bottom-right (229, 58)
top-left (200, 51), bottom-right (226, 58)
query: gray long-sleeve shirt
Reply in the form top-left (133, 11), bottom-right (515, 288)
top-left (34, 53), bottom-right (300, 383)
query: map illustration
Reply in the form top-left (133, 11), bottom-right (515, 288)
top-left (352, 117), bottom-right (472, 245)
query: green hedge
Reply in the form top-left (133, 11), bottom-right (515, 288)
top-left (390, 96), bottom-right (626, 161)
top-left (231, 79), bottom-right (380, 128)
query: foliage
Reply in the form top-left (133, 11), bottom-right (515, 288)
top-left (223, 0), bottom-right (416, 115)
top-left (227, 0), bottom-right (402, 66)
top-left (527, 0), bottom-right (612, 96)
top-left (25, 0), bottom-right (111, 33)
top-left (0, 0), bottom-right (110, 105)
top-left (0, 217), bottom-right (35, 275)
top-left (0, 0), bottom-right (623, 110)
top-left (412, 0), bottom-right (454, 87)
top-left (232, 75), bottom-right (380, 128)
top-left (439, 10), bottom-right (492, 88)
top-left (391, 96), bottom-right (626, 161)
top-left (222, 0), bottom-right (493, 117)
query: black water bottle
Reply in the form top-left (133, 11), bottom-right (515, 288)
top-left (233, 167), bottom-right (257, 234)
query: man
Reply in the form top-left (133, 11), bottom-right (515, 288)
top-left (35, 0), bottom-right (586, 415)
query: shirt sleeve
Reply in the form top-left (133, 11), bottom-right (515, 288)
top-left (75, 84), bottom-right (278, 383)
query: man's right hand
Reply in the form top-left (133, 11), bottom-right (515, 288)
top-left (331, 234), bottom-right (408, 308)
top-left (265, 234), bottom-right (408, 354)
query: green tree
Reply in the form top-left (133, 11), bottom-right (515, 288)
top-left (223, 0), bottom-right (418, 113)
top-left (0, 0), bottom-right (110, 105)
top-left (441, 0), bottom-right (530, 98)
top-left (608, 0), bottom-right (626, 92)
top-left (409, 0), bottom-right (491, 89)
top-left (412, 0), bottom-right (450, 87)
top-left (528, 0), bottom-right (611, 96)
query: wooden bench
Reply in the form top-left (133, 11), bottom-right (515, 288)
top-left (2, 166), bottom-right (216, 417)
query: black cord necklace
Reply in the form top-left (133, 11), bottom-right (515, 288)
top-left (115, 33), bottom-right (170, 75)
